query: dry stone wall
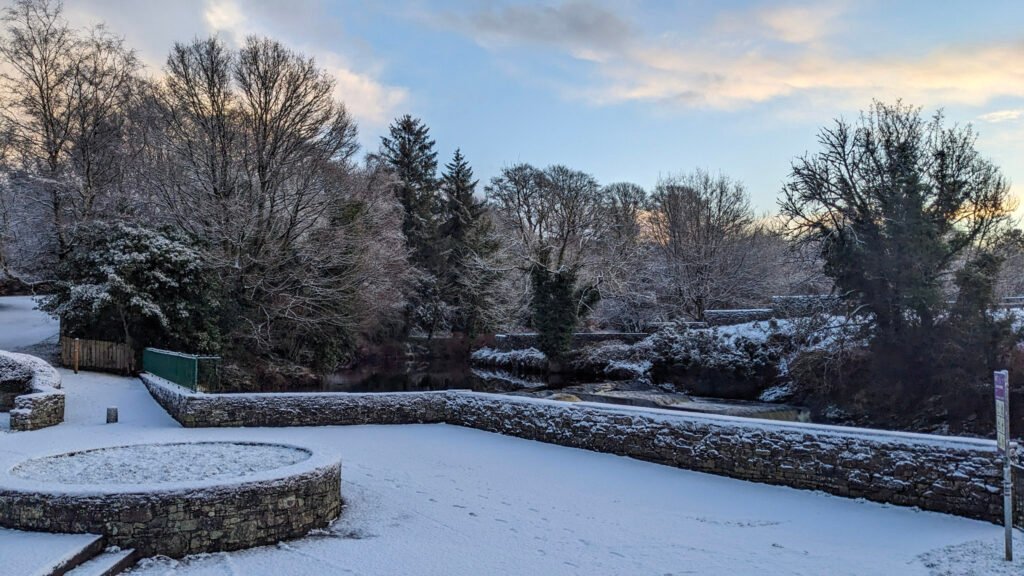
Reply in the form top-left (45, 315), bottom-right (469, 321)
top-left (140, 373), bottom-right (1010, 525)
top-left (143, 375), bottom-right (447, 427)
top-left (0, 350), bottom-right (64, 431)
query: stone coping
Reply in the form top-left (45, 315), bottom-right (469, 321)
top-left (0, 441), bottom-right (331, 496)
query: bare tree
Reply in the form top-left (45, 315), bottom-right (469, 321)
top-left (0, 0), bottom-right (140, 280)
top-left (592, 182), bottom-right (659, 331)
top-left (149, 35), bottom-right (407, 365)
top-left (487, 164), bottom-right (607, 359)
top-left (648, 169), bottom-right (780, 320)
top-left (487, 163), bottom-right (606, 275)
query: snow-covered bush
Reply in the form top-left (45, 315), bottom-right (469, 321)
top-left (644, 321), bottom-right (785, 385)
top-left (470, 347), bottom-right (547, 372)
top-left (41, 223), bottom-right (220, 353)
top-left (0, 354), bottom-right (31, 386)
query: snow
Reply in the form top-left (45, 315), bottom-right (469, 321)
top-left (11, 442), bottom-right (310, 485)
top-left (0, 295), bottom-right (58, 352)
top-left (0, 370), bottom-right (1010, 575)
top-left (0, 528), bottom-right (102, 576)
top-left (470, 346), bottom-right (547, 370)
top-left (0, 304), bottom-right (1020, 575)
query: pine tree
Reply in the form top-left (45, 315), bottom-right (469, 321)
top-left (439, 149), bottom-right (499, 338)
top-left (379, 115), bottom-right (440, 269)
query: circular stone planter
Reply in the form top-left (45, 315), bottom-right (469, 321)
top-left (0, 441), bottom-right (341, 558)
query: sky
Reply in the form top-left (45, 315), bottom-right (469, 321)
top-left (32, 0), bottom-right (1024, 217)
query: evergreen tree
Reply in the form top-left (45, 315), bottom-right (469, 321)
top-left (379, 115), bottom-right (440, 269)
top-left (41, 222), bottom-right (221, 353)
top-left (439, 149), bottom-right (500, 338)
top-left (780, 100), bottom-right (1015, 400)
top-left (529, 260), bottom-right (600, 364)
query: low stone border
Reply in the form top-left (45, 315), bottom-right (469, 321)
top-left (140, 373), bottom-right (1009, 526)
top-left (0, 441), bottom-right (341, 558)
top-left (143, 375), bottom-right (448, 427)
top-left (0, 350), bottom-right (64, 431)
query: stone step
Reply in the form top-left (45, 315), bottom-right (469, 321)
top-left (63, 549), bottom-right (138, 576)
top-left (0, 528), bottom-right (105, 576)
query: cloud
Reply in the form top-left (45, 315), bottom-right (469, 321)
top-left (714, 2), bottom-right (848, 45)
top-left (979, 109), bottom-right (1024, 123)
top-left (440, 1), bottom-right (633, 62)
top-left (442, 1), bottom-right (1024, 113)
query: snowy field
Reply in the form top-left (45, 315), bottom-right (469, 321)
top-left (0, 295), bottom-right (57, 352)
top-left (0, 299), bottom-right (1019, 575)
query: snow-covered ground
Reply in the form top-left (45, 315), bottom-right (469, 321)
top-left (0, 295), bottom-right (58, 352)
top-left (0, 370), bottom-right (1014, 575)
top-left (11, 441), bottom-right (309, 485)
top-left (0, 301), bottom-right (1021, 575)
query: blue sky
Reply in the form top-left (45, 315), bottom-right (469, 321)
top-left (56, 0), bottom-right (1024, 215)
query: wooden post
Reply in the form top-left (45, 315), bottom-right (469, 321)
top-left (73, 338), bottom-right (80, 374)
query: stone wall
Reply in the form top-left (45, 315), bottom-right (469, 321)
top-left (141, 373), bottom-right (1010, 525)
top-left (0, 350), bottom-right (64, 431)
top-left (703, 309), bottom-right (775, 326)
top-left (492, 332), bottom-right (649, 352)
top-left (142, 373), bottom-right (447, 427)
top-left (447, 393), bottom-right (1007, 524)
top-left (0, 455), bottom-right (341, 558)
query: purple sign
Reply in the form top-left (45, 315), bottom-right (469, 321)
top-left (996, 371), bottom-right (1008, 400)
top-left (995, 371), bottom-right (1009, 456)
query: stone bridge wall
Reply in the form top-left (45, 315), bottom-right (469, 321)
top-left (140, 373), bottom-right (1009, 525)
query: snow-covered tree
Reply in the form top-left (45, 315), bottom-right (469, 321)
top-left (438, 149), bottom-right (501, 338)
top-left (648, 170), bottom-right (782, 321)
top-left (0, 0), bottom-right (142, 281)
top-left (487, 164), bottom-right (605, 362)
top-left (146, 36), bottom-right (408, 367)
top-left (780, 100), bottom-right (1016, 401)
top-left (379, 114), bottom-right (440, 269)
top-left (41, 222), bottom-right (220, 352)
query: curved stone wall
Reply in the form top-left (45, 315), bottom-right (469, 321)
top-left (0, 442), bottom-right (342, 557)
top-left (0, 350), bottom-right (64, 431)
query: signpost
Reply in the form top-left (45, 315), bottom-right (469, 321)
top-left (995, 370), bottom-right (1012, 561)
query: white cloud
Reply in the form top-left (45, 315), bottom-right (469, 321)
top-left (979, 109), bottom-right (1024, 123)
top-left (444, 1), bottom-right (1024, 114)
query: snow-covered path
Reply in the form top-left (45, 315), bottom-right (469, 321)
top-left (0, 371), bottom-right (1014, 575)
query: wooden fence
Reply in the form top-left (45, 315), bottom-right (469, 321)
top-left (60, 336), bottom-right (135, 374)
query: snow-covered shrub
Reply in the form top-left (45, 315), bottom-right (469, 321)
top-left (0, 355), bottom-right (31, 385)
top-left (470, 347), bottom-right (547, 372)
top-left (644, 321), bottom-right (786, 386)
top-left (571, 340), bottom-right (652, 381)
top-left (41, 223), bottom-right (220, 353)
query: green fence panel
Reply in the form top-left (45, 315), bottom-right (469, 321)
top-left (143, 348), bottom-right (220, 392)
